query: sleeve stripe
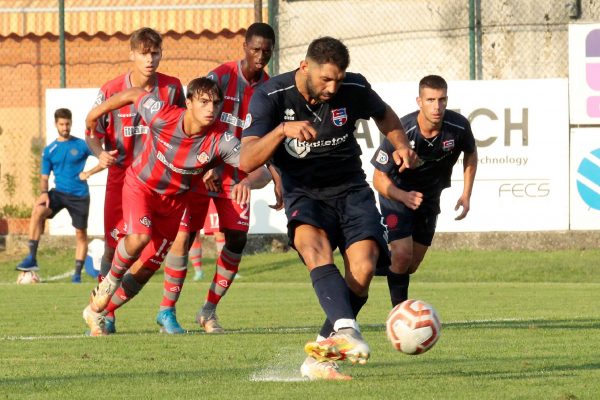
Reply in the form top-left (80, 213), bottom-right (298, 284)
top-left (341, 82), bottom-right (366, 88)
top-left (444, 121), bottom-right (466, 130)
top-left (266, 85), bottom-right (294, 96)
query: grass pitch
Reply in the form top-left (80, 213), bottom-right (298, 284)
top-left (1, 248), bottom-right (599, 399)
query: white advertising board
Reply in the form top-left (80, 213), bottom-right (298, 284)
top-left (570, 128), bottom-right (600, 230)
top-left (46, 78), bottom-right (569, 235)
top-left (569, 23), bottom-right (600, 125)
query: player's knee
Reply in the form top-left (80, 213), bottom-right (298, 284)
top-left (391, 252), bottom-right (412, 274)
top-left (125, 233), bottom-right (151, 253)
top-left (224, 230), bottom-right (247, 254)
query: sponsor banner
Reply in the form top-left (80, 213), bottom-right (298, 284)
top-left (570, 128), bottom-right (600, 230)
top-left (569, 23), bottom-right (600, 125)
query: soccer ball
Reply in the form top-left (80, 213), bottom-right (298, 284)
top-left (386, 299), bottom-right (441, 355)
top-left (16, 271), bottom-right (41, 285)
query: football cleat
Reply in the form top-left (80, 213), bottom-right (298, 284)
top-left (193, 270), bottom-right (204, 281)
top-left (300, 357), bottom-right (351, 381)
top-left (196, 311), bottom-right (225, 334)
top-left (304, 328), bottom-right (370, 365)
top-left (16, 255), bottom-right (39, 272)
top-left (71, 274), bottom-right (82, 283)
top-left (89, 278), bottom-right (117, 313)
top-left (83, 305), bottom-right (107, 337)
top-left (156, 308), bottom-right (185, 334)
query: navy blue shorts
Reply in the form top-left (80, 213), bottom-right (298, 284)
top-left (284, 185), bottom-right (391, 274)
top-left (379, 195), bottom-right (438, 246)
top-left (48, 189), bottom-right (90, 230)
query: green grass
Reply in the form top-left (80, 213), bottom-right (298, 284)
top-left (1, 248), bottom-right (599, 399)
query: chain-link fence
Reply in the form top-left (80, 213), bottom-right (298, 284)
top-left (1, 0), bottom-right (599, 212)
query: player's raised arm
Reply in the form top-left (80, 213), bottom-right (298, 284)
top-left (373, 105), bottom-right (420, 172)
top-left (85, 87), bottom-right (146, 132)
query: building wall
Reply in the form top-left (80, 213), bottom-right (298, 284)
top-left (0, 31), bottom-right (244, 206)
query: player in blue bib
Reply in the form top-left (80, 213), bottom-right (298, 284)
top-left (16, 108), bottom-right (94, 283)
top-left (241, 37), bottom-right (419, 380)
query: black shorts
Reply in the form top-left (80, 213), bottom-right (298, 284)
top-left (284, 185), bottom-right (391, 273)
top-left (48, 189), bottom-right (90, 230)
top-left (379, 195), bottom-right (439, 246)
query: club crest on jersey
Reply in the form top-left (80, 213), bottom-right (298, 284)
top-left (139, 216), bottom-right (152, 228)
top-left (197, 152), bottom-right (209, 164)
top-left (244, 113), bottom-right (252, 129)
top-left (70, 148), bottom-right (79, 156)
top-left (376, 150), bottom-right (389, 165)
top-left (331, 108), bottom-right (348, 127)
top-left (442, 139), bottom-right (455, 151)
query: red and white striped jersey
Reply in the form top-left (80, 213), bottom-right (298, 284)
top-left (131, 92), bottom-right (240, 196)
top-left (207, 60), bottom-right (269, 197)
top-left (89, 72), bottom-right (185, 168)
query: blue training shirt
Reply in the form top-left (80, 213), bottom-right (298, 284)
top-left (41, 137), bottom-right (93, 197)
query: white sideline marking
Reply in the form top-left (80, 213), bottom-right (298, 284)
top-left (44, 271), bottom-right (73, 281)
top-left (0, 317), bottom-right (556, 342)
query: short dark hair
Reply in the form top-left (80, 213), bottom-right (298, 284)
top-left (54, 108), bottom-right (72, 121)
top-left (306, 37), bottom-right (349, 71)
top-left (419, 75), bottom-right (448, 92)
top-left (186, 77), bottom-right (222, 101)
top-left (130, 27), bottom-right (162, 51)
top-left (245, 22), bottom-right (275, 44)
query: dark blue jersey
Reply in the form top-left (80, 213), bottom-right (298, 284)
top-left (243, 70), bottom-right (387, 198)
top-left (371, 109), bottom-right (476, 202)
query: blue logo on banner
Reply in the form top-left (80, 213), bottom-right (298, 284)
top-left (576, 148), bottom-right (600, 210)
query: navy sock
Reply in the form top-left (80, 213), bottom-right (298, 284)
top-left (310, 264), bottom-right (353, 328)
top-left (28, 240), bottom-right (39, 259)
top-left (319, 290), bottom-right (368, 338)
top-left (74, 259), bottom-right (84, 275)
top-left (388, 271), bottom-right (410, 307)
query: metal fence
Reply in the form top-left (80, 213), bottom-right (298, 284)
top-left (1, 0), bottom-right (598, 210)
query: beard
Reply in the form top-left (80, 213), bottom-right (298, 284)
top-left (306, 76), bottom-right (326, 104)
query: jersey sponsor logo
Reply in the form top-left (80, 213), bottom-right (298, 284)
top-left (158, 137), bottom-right (173, 149)
top-left (224, 133), bottom-right (234, 142)
top-left (118, 112), bottom-right (137, 118)
top-left (156, 151), bottom-right (204, 175)
top-left (220, 112), bottom-right (245, 128)
top-left (244, 113), bottom-right (252, 129)
top-left (123, 126), bottom-right (150, 137)
top-left (284, 108), bottom-right (296, 121)
top-left (442, 139), bottom-right (455, 151)
top-left (224, 95), bottom-right (239, 102)
top-left (142, 97), bottom-right (162, 114)
top-left (376, 149), bottom-right (389, 165)
top-left (284, 138), bottom-right (311, 158)
top-left (197, 152), bottom-right (209, 164)
top-left (331, 108), bottom-right (348, 127)
top-left (139, 216), bottom-right (152, 228)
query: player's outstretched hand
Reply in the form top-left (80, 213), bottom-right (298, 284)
top-left (454, 195), bottom-right (471, 220)
top-left (392, 147), bottom-right (421, 172)
top-left (281, 121), bottom-right (318, 142)
top-left (98, 149), bottom-right (118, 168)
top-left (231, 179), bottom-right (251, 207)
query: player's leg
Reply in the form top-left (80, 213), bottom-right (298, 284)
top-left (197, 197), bottom-right (248, 333)
top-left (66, 193), bottom-right (90, 283)
top-left (189, 232), bottom-right (204, 281)
top-left (100, 167), bottom-right (127, 281)
top-left (16, 190), bottom-right (55, 271)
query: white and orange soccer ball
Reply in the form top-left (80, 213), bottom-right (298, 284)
top-left (16, 271), bottom-right (41, 285)
top-left (386, 299), bottom-right (441, 355)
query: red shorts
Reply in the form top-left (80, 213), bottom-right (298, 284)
top-left (180, 192), bottom-right (250, 234)
top-left (104, 166), bottom-right (127, 249)
top-left (122, 169), bottom-right (189, 270)
top-left (202, 199), bottom-right (220, 235)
